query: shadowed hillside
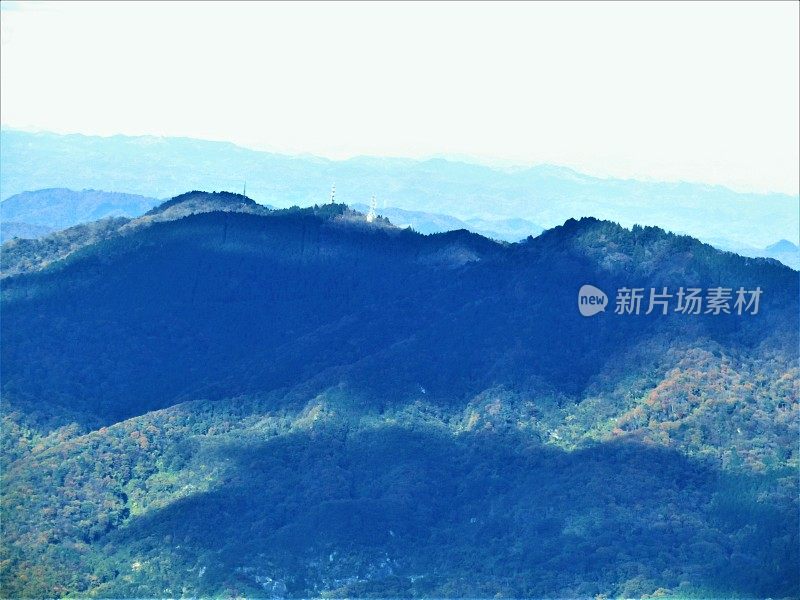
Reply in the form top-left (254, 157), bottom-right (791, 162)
top-left (1, 198), bottom-right (797, 598)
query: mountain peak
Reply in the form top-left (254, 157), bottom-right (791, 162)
top-left (765, 239), bottom-right (799, 253)
top-left (146, 190), bottom-right (259, 216)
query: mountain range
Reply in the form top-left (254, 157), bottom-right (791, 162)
top-left (349, 203), bottom-right (543, 242)
top-left (0, 222), bottom-right (55, 245)
top-left (1, 192), bottom-right (797, 598)
top-left (2, 129), bottom-right (797, 249)
top-left (3, 187), bottom-right (797, 270)
top-left (0, 188), bottom-right (161, 230)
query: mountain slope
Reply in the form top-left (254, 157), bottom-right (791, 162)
top-left (1, 217), bottom-right (131, 278)
top-left (0, 191), bottom-right (272, 278)
top-left (4, 209), bottom-right (794, 424)
top-left (0, 206), bottom-right (797, 598)
top-left (4, 400), bottom-right (795, 598)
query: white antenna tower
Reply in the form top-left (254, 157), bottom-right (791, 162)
top-left (330, 184), bottom-right (336, 204)
top-left (366, 195), bottom-right (377, 223)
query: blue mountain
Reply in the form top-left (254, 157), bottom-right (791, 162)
top-left (2, 129), bottom-right (797, 248)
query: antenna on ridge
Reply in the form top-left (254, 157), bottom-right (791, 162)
top-left (366, 195), bottom-right (377, 223)
top-left (243, 181), bottom-right (247, 197)
top-left (330, 184), bottom-right (336, 205)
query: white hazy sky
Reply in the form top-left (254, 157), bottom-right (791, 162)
top-left (1, 0), bottom-right (798, 194)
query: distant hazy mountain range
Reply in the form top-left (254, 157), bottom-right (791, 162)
top-left (705, 237), bottom-right (800, 270)
top-left (0, 187), bottom-right (160, 229)
top-left (0, 222), bottom-right (54, 244)
top-left (351, 203), bottom-right (544, 242)
top-left (2, 129), bottom-right (797, 249)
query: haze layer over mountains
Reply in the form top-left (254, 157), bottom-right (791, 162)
top-left (2, 129), bottom-right (797, 252)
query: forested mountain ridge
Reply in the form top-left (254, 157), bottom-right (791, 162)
top-left (0, 198), bottom-right (797, 598)
top-left (2, 129), bottom-right (798, 248)
top-left (1, 217), bottom-right (132, 277)
top-left (0, 191), bottom-right (274, 277)
top-left (3, 204), bottom-right (794, 422)
top-left (141, 190), bottom-right (273, 219)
